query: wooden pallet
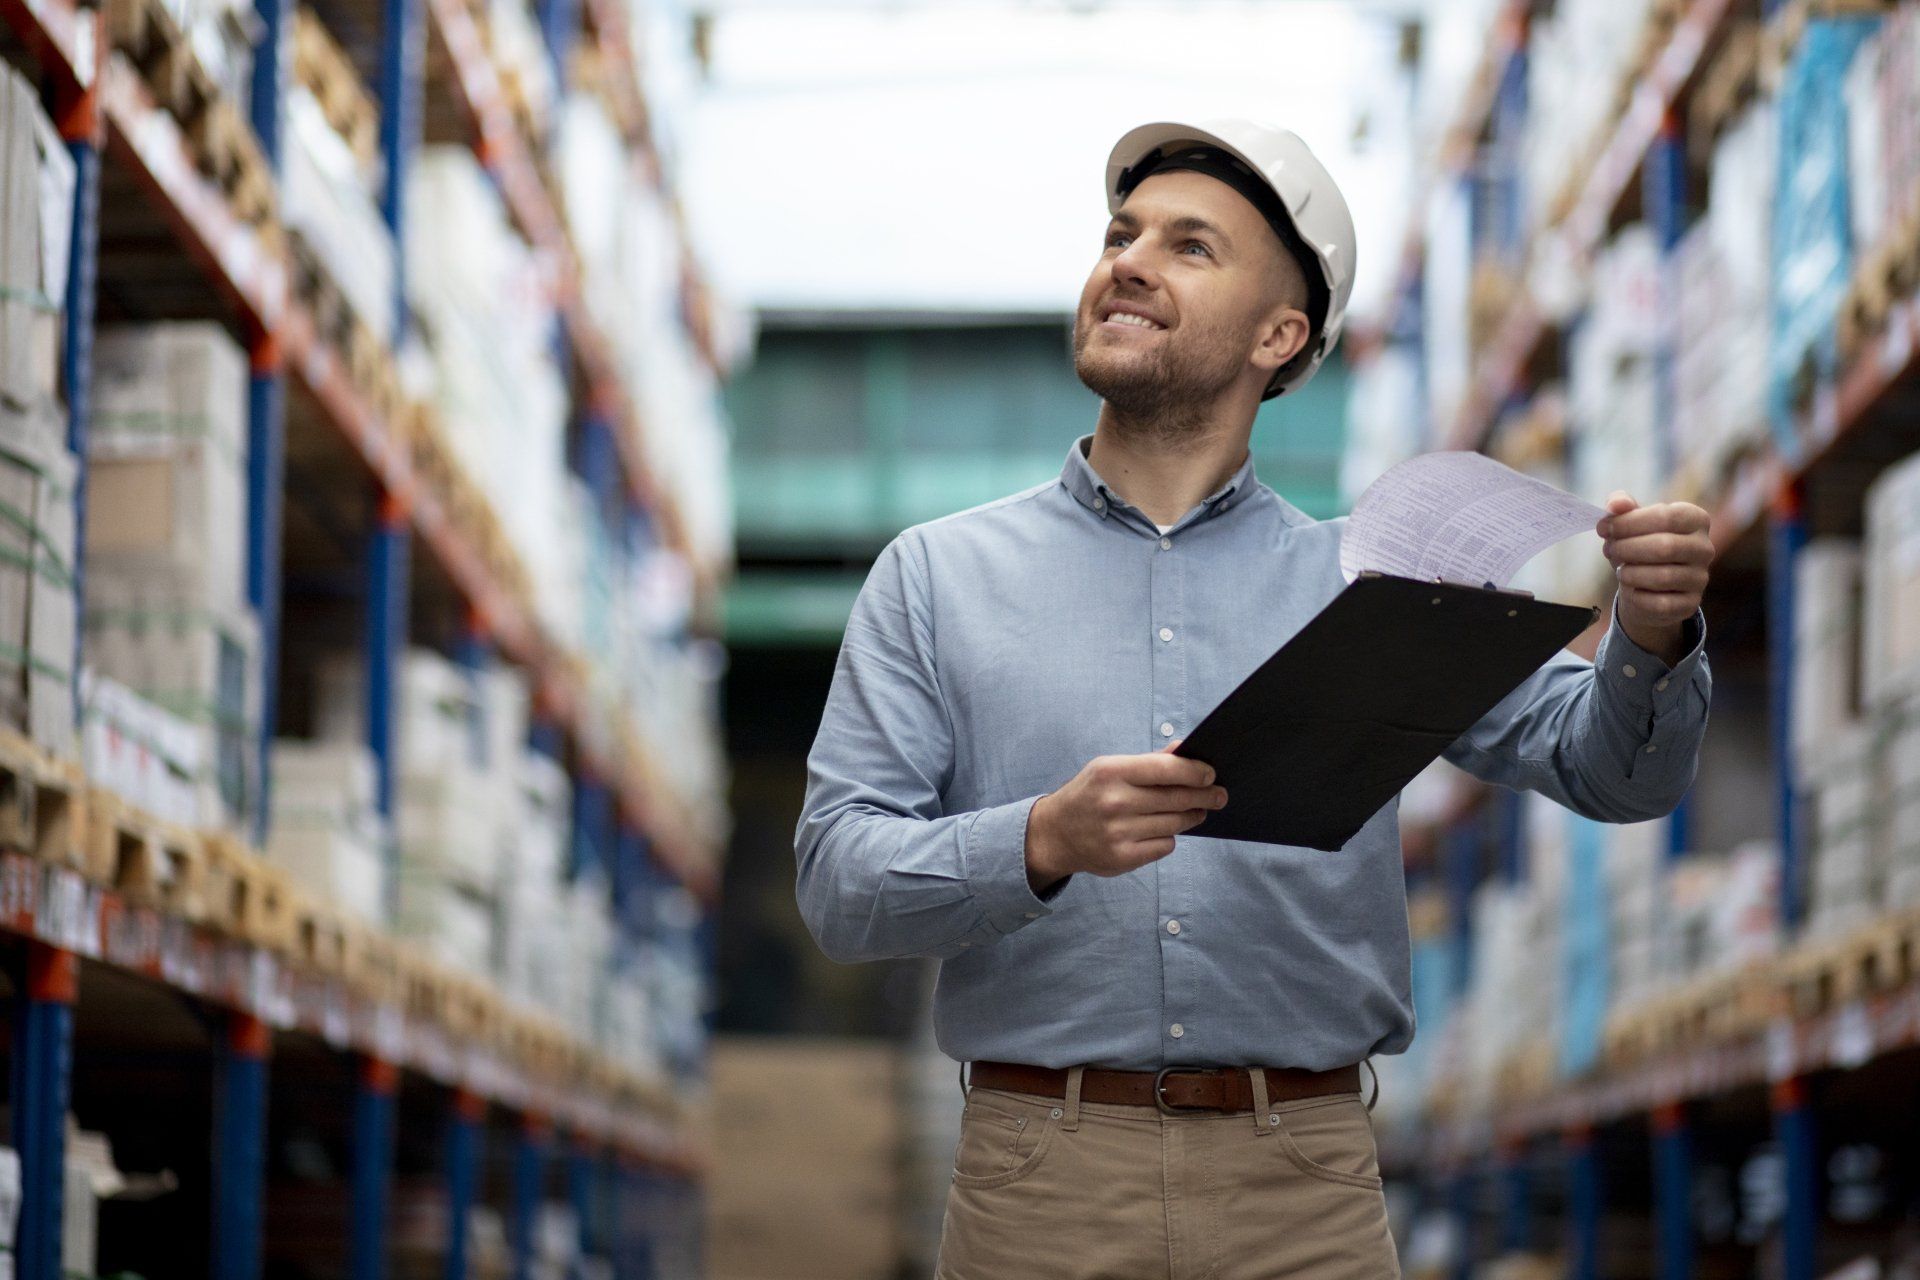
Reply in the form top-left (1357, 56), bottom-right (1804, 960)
top-left (292, 896), bottom-right (351, 977)
top-left (1781, 912), bottom-right (1920, 1017)
top-left (203, 834), bottom-right (298, 952)
top-left (109, 0), bottom-right (280, 238)
top-left (0, 726), bottom-right (86, 870)
top-left (341, 924), bottom-right (405, 1005)
top-left (291, 9), bottom-right (380, 170)
top-left (84, 789), bottom-right (209, 921)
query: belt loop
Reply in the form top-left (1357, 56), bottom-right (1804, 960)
top-left (1363, 1059), bottom-right (1379, 1114)
top-left (1249, 1067), bottom-right (1273, 1136)
top-left (958, 1060), bottom-right (970, 1103)
top-left (1062, 1066), bottom-right (1085, 1132)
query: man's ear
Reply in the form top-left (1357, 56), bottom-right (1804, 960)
top-left (1250, 307), bottom-right (1312, 375)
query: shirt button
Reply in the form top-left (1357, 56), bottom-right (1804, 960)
top-left (1622, 664), bottom-right (1638, 679)
top-left (1166, 919), bottom-right (1181, 935)
top-left (1644, 744), bottom-right (1658, 754)
top-left (1159, 627), bottom-right (1174, 643)
top-left (1024, 912), bottom-right (1039, 920)
top-left (1160, 722), bottom-right (1174, 738)
top-left (1169, 1023), bottom-right (1185, 1039)
top-left (1655, 678), bottom-right (1670, 692)
top-left (1094, 497), bottom-right (1106, 511)
top-left (1160, 537), bottom-right (1173, 550)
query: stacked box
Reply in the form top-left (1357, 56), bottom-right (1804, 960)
top-left (1568, 224), bottom-right (1664, 507)
top-left (0, 408), bottom-right (78, 759)
top-left (80, 671), bottom-right (203, 827)
top-left (1793, 540), bottom-right (1864, 777)
top-left (283, 87), bottom-right (396, 344)
top-left (84, 564), bottom-right (260, 830)
top-left (83, 322), bottom-right (259, 829)
top-left (266, 739), bottom-right (390, 924)
top-left (88, 323), bottom-right (250, 616)
top-left (1768, 16), bottom-right (1883, 444)
top-left (1881, 698), bottom-right (1920, 910)
top-left (0, 65), bottom-right (73, 418)
top-left (1809, 723), bottom-right (1885, 938)
top-left (1863, 452), bottom-right (1920, 709)
top-left (497, 750), bottom-right (572, 1011)
top-left (1674, 102), bottom-right (1777, 477)
top-left (1844, 8), bottom-right (1920, 261)
top-left (1607, 817), bottom-right (1668, 1011)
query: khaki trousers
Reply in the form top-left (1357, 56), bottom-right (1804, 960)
top-left (935, 1071), bottom-right (1401, 1280)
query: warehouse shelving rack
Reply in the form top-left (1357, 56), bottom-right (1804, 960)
top-left (0, 0), bottom-right (725, 1266)
top-left (1378, 1), bottom-right (1920, 1278)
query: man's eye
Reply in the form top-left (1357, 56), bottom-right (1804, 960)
top-left (1182, 242), bottom-right (1211, 257)
top-left (1105, 234), bottom-right (1131, 249)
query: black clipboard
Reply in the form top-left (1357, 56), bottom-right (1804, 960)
top-left (1171, 572), bottom-right (1598, 851)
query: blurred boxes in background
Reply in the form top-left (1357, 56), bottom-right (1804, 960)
top-left (266, 738), bottom-right (390, 924)
top-left (81, 671), bottom-right (203, 828)
top-left (83, 322), bottom-right (260, 831)
top-left (707, 1038), bottom-right (903, 1280)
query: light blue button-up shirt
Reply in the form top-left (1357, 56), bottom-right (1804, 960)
top-left (795, 434), bottom-right (1711, 1071)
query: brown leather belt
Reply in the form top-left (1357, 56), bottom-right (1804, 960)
top-left (969, 1060), bottom-right (1362, 1116)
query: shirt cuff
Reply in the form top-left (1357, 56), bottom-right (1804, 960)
top-left (964, 795), bottom-right (1060, 936)
top-left (1592, 598), bottom-right (1709, 728)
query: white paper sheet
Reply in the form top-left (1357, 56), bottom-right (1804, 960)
top-left (1339, 452), bottom-right (1606, 590)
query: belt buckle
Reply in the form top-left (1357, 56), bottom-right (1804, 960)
top-left (1153, 1066), bottom-right (1211, 1117)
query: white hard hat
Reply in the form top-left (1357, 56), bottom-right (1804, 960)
top-left (1105, 119), bottom-right (1357, 398)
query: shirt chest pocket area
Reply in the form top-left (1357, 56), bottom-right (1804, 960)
top-left (950, 1090), bottom-right (1061, 1189)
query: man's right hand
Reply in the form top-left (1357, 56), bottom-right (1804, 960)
top-left (1024, 741), bottom-right (1227, 894)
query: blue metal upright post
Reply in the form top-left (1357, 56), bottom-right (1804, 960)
top-left (378, 0), bottom-right (424, 341)
top-left (1498, 789), bottom-right (1525, 886)
top-left (1770, 484), bottom-right (1808, 928)
top-left (10, 944), bottom-right (77, 1280)
top-left (1566, 1126), bottom-right (1601, 1280)
top-left (1646, 108), bottom-right (1688, 486)
top-left (351, 1057), bottom-right (400, 1280)
top-left (1449, 1168), bottom-right (1475, 1280)
top-left (1498, 1140), bottom-right (1532, 1255)
top-left (1774, 1078), bottom-right (1819, 1280)
top-left (614, 824), bottom-right (648, 937)
top-left (1652, 1102), bottom-right (1694, 1280)
top-left (54, 67), bottom-right (101, 723)
top-left (212, 1014), bottom-right (272, 1280)
top-left (534, 0), bottom-right (581, 92)
top-left (246, 337), bottom-right (287, 842)
top-left (454, 608), bottom-right (492, 770)
top-left (444, 1088), bottom-right (485, 1280)
top-left (366, 492), bottom-right (411, 819)
top-left (569, 1137), bottom-right (598, 1260)
top-left (510, 1114), bottom-right (549, 1280)
top-left (572, 775), bottom-right (613, 882)
top-left (529, 717), bottom-right (564, 761)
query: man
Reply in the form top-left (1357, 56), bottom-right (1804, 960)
top-left (794, 119), bottom-right (1712, 1279)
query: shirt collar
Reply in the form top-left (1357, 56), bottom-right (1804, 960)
top-left (1058, 433), bottom-right (1258, 532)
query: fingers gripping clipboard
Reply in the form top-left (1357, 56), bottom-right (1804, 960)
top-left (1171, 573), bottom-right (1598, 851)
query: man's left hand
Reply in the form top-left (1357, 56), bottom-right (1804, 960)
top-left (1597, 491), bottom-right (1712, 668)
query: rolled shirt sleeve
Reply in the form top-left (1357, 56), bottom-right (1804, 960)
top-left (794, 534), bottom-right (1058, 964)
top-left (1442, 597), bottom-right (1712, 823)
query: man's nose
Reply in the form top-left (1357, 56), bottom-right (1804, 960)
top-left (1109, 237), bottom-right (1163, 290)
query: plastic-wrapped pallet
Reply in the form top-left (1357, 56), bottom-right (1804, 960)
top-left (0, 64), bottom-right (74, 418)
top-left (1882, 697), bottom-right (1920, 910)
top-left (0, 405), bottom-right (77, 759)
top-left (266, 739), bottom-right (390, 924)
top-left (283, 86), bottom-right (395, 344)
top-left (1863, 452), bottom-right (1920, 710)
top-left (1768, 16), bottom-right (1883, 444)
top-left (406, 149), bottom-right (569, 609)
top-left (1844, 7), bottom-right (1920, 266)
top-left (1674, 102), bottom-right (1777, 478)
top-left (1521, 0), bottom-right (1655, 234)
top-left (1793, 540), bottom-right (1864, 778)
top-left (80, 671), bottom-right (202, 827)
top-left (83, 322), bottom-right (260, 828)
top-left (392, 869), bottom-right (494, 976)
top-left (1607, 816), bottom-right (1668, 1012)
top-left (1809, 722), bottom-right (1883, 938)
top-left (496, 752), bottom-right (571, 1009)
top-left (1568, 224), bottom-right (1664, 507)
top-left (87, 323), bottom-right (250, 614)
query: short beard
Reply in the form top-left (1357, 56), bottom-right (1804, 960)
top-left (1071, 314), bottom-right (1246, 447)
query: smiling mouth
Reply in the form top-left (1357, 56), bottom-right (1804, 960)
top-left (1102, 312), bottom-right (1166, 332)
